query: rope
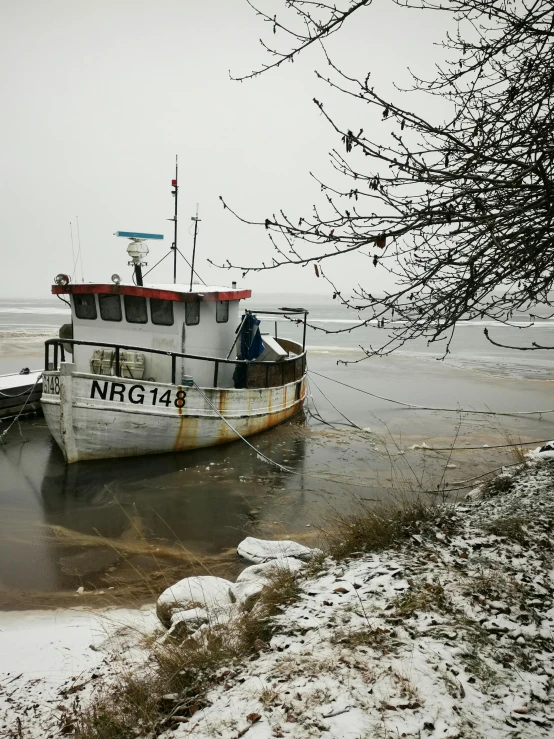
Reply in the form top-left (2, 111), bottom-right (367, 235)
top-left (307, 370), bottom-right (554, 453)
top-left (308, 374), bottom-right (366, 432)
top-left (0, 373), bottom-right (42, 443)
top-left (142, 250), bottom-right (172, 278)
top-left (192, 381), bottom-right (295, 474)
top-left (412, 439), bottom-right (553, 453)
top-left (0, 382), bottom-right (41, 398)
top-left (191, 381), bottom-right (486, 495)
top-left (309, 370), bottom-right (554, 417)
top-left (176, 248), bottom-right (207, 286)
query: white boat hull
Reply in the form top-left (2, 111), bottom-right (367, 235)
top-left (41, 366), bottom-right (306, 463)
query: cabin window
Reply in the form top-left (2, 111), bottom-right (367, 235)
top-left (185, 302), bottom-right (200, 326)
top-left (124, 295), bottom-right (148, 324)
top-left (98, 293), bottom-right (122, 322)
top-left (150, 298), bottom-right (174, 326)
top-left (74, 294), bottom-right (97, 320)
top-left (216, 300), bottom-right (229, 323)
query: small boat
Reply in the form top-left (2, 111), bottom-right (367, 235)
top-left (41, 280), bottom-right (307, 463)
top-left (0, 369), bottom-right (43, 420)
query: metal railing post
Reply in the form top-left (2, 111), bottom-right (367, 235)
top-left (171, 354), bottom-right (176, 385)
top-left (45, 343), bottom-right (49, 371)
top-left (53, 343), bottom-right (58, 371)
top-left (114, 346), bottom-right (120, 377)
top-left (213, 361), bottom-right (219, 388)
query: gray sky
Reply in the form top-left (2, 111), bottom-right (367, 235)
top-left (0, 0), bottom-right (450, 300)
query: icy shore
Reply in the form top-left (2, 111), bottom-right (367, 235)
top-left (1, 460), bottom-right (553, 738)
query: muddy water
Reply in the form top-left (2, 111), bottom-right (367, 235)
top-left (2, 343), bottom-right (554, 610)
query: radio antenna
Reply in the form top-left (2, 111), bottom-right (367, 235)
top-left (76, 216), bottom-right (84, 282)
top-left (69, 221), bottom-right (76, 281)
top-left (190, 204), bottom-right (200, 292)
top-left (171, 156), bottom-right (178, 284)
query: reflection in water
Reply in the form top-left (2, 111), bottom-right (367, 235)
top-left (0, 414), bottom-right (313, 606)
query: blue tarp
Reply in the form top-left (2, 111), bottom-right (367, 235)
top-left (234, 313), bottom-right (264, 387)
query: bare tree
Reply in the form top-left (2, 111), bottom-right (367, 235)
top-left (213, 0), bottom-right (554, 357)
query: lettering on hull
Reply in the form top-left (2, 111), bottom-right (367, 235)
top-left (44, 375), bottom-right (60, 395)
top-left (90, 380), bottom-right (186, 408)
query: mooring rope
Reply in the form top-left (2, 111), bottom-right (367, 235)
top-left (308, 369), bottom-right (554, 417)
top-left (191, 381), bottom-right (496, 495)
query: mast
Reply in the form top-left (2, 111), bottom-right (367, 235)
top-left (171, 155), bottom-right (178, 284)
top-left (190, 204), bottom-right (200, 292)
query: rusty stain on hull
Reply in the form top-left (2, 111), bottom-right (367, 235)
top-left (171, 399), bottom-right (304, 453)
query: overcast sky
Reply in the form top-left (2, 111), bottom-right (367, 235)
top-left (0, 0), bottom-right (451, 300)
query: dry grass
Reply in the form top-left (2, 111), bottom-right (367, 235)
top-left (72, 565), bottom-right (301, 739)
top-left (483, 515), bottom-right (529, 544)
top-left (332, 625), bottom-right (392, 651)
top-left (481, 474), bottom-right (515, 499)
top-left (393, 581), bottom-right (452, 618)
top-left (462, 569), bottom-right (525, 604)
top-left (325, 500), bottom-right (457, 560)
top-left (458, 647), bottom-right (500, 691)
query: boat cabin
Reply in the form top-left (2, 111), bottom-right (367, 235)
top-left (52, 283), bottom-right (252, 387)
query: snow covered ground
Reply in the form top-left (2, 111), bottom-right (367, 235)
top-left (0, 607), bottom-right (157, 737)
top-left (1, 461), bottom-right (553, 739)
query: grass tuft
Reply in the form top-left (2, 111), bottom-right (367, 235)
top-left (483, 515), bottom-right (528, 544)
top-left (332, 626), bottom-right (392, 651)
top-left (393, 581), bottom-right (452, 618)
top-left (481, 474), bottom-right (514, 498)
top-left (325, 500), bottom-right (457, 560)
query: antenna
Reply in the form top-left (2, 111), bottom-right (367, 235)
top-left (170, 155), bottom-right (178, 284)
top-left (190, 204), bottom-right (201, 292)
top-left (76, 216), bottom-right (84, 282)
top-left (69, 222), bottom-right (76, 282)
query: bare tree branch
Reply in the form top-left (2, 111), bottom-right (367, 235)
top-left (224, 0), bottom-right (554, 357)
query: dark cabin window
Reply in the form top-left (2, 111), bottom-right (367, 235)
top-left (98, 293), bottom-right (122, 322)
top-left (151, 298), bottom-right (174, 326)
top-left (74, 294), bottom-right (97, 320)
top-left (124, 295), bottom-right (148, 324)
top-left (185, 302), bottom-right (200, 326)
top-left (216, 300), bottom-right (229, 323)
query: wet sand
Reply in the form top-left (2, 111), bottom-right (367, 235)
top-left (2, 347), bottom-right (554, 609)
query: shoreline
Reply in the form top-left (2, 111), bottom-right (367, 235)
top-left (2, 457), bottom-right (553, 737)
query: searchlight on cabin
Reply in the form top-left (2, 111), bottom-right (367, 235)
top-left (54, 273), bottom-right (70, 287)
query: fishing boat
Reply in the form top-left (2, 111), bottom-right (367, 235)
top-left (41, 167), bottom-right (307, 463)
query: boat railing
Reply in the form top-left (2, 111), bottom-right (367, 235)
top-left (44, 338), bottom-right (307, 390)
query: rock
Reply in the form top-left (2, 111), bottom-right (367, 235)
top-left (167, 607), bottom-right (209, 638)
top-left (234, 557), bottom-right (305, 605)
top-left (157, 575), bottom-right (236, 628)
top-left (237, 536), bottom-right (318, 564)
top-left (536, 441), bottom-right (554, 458)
